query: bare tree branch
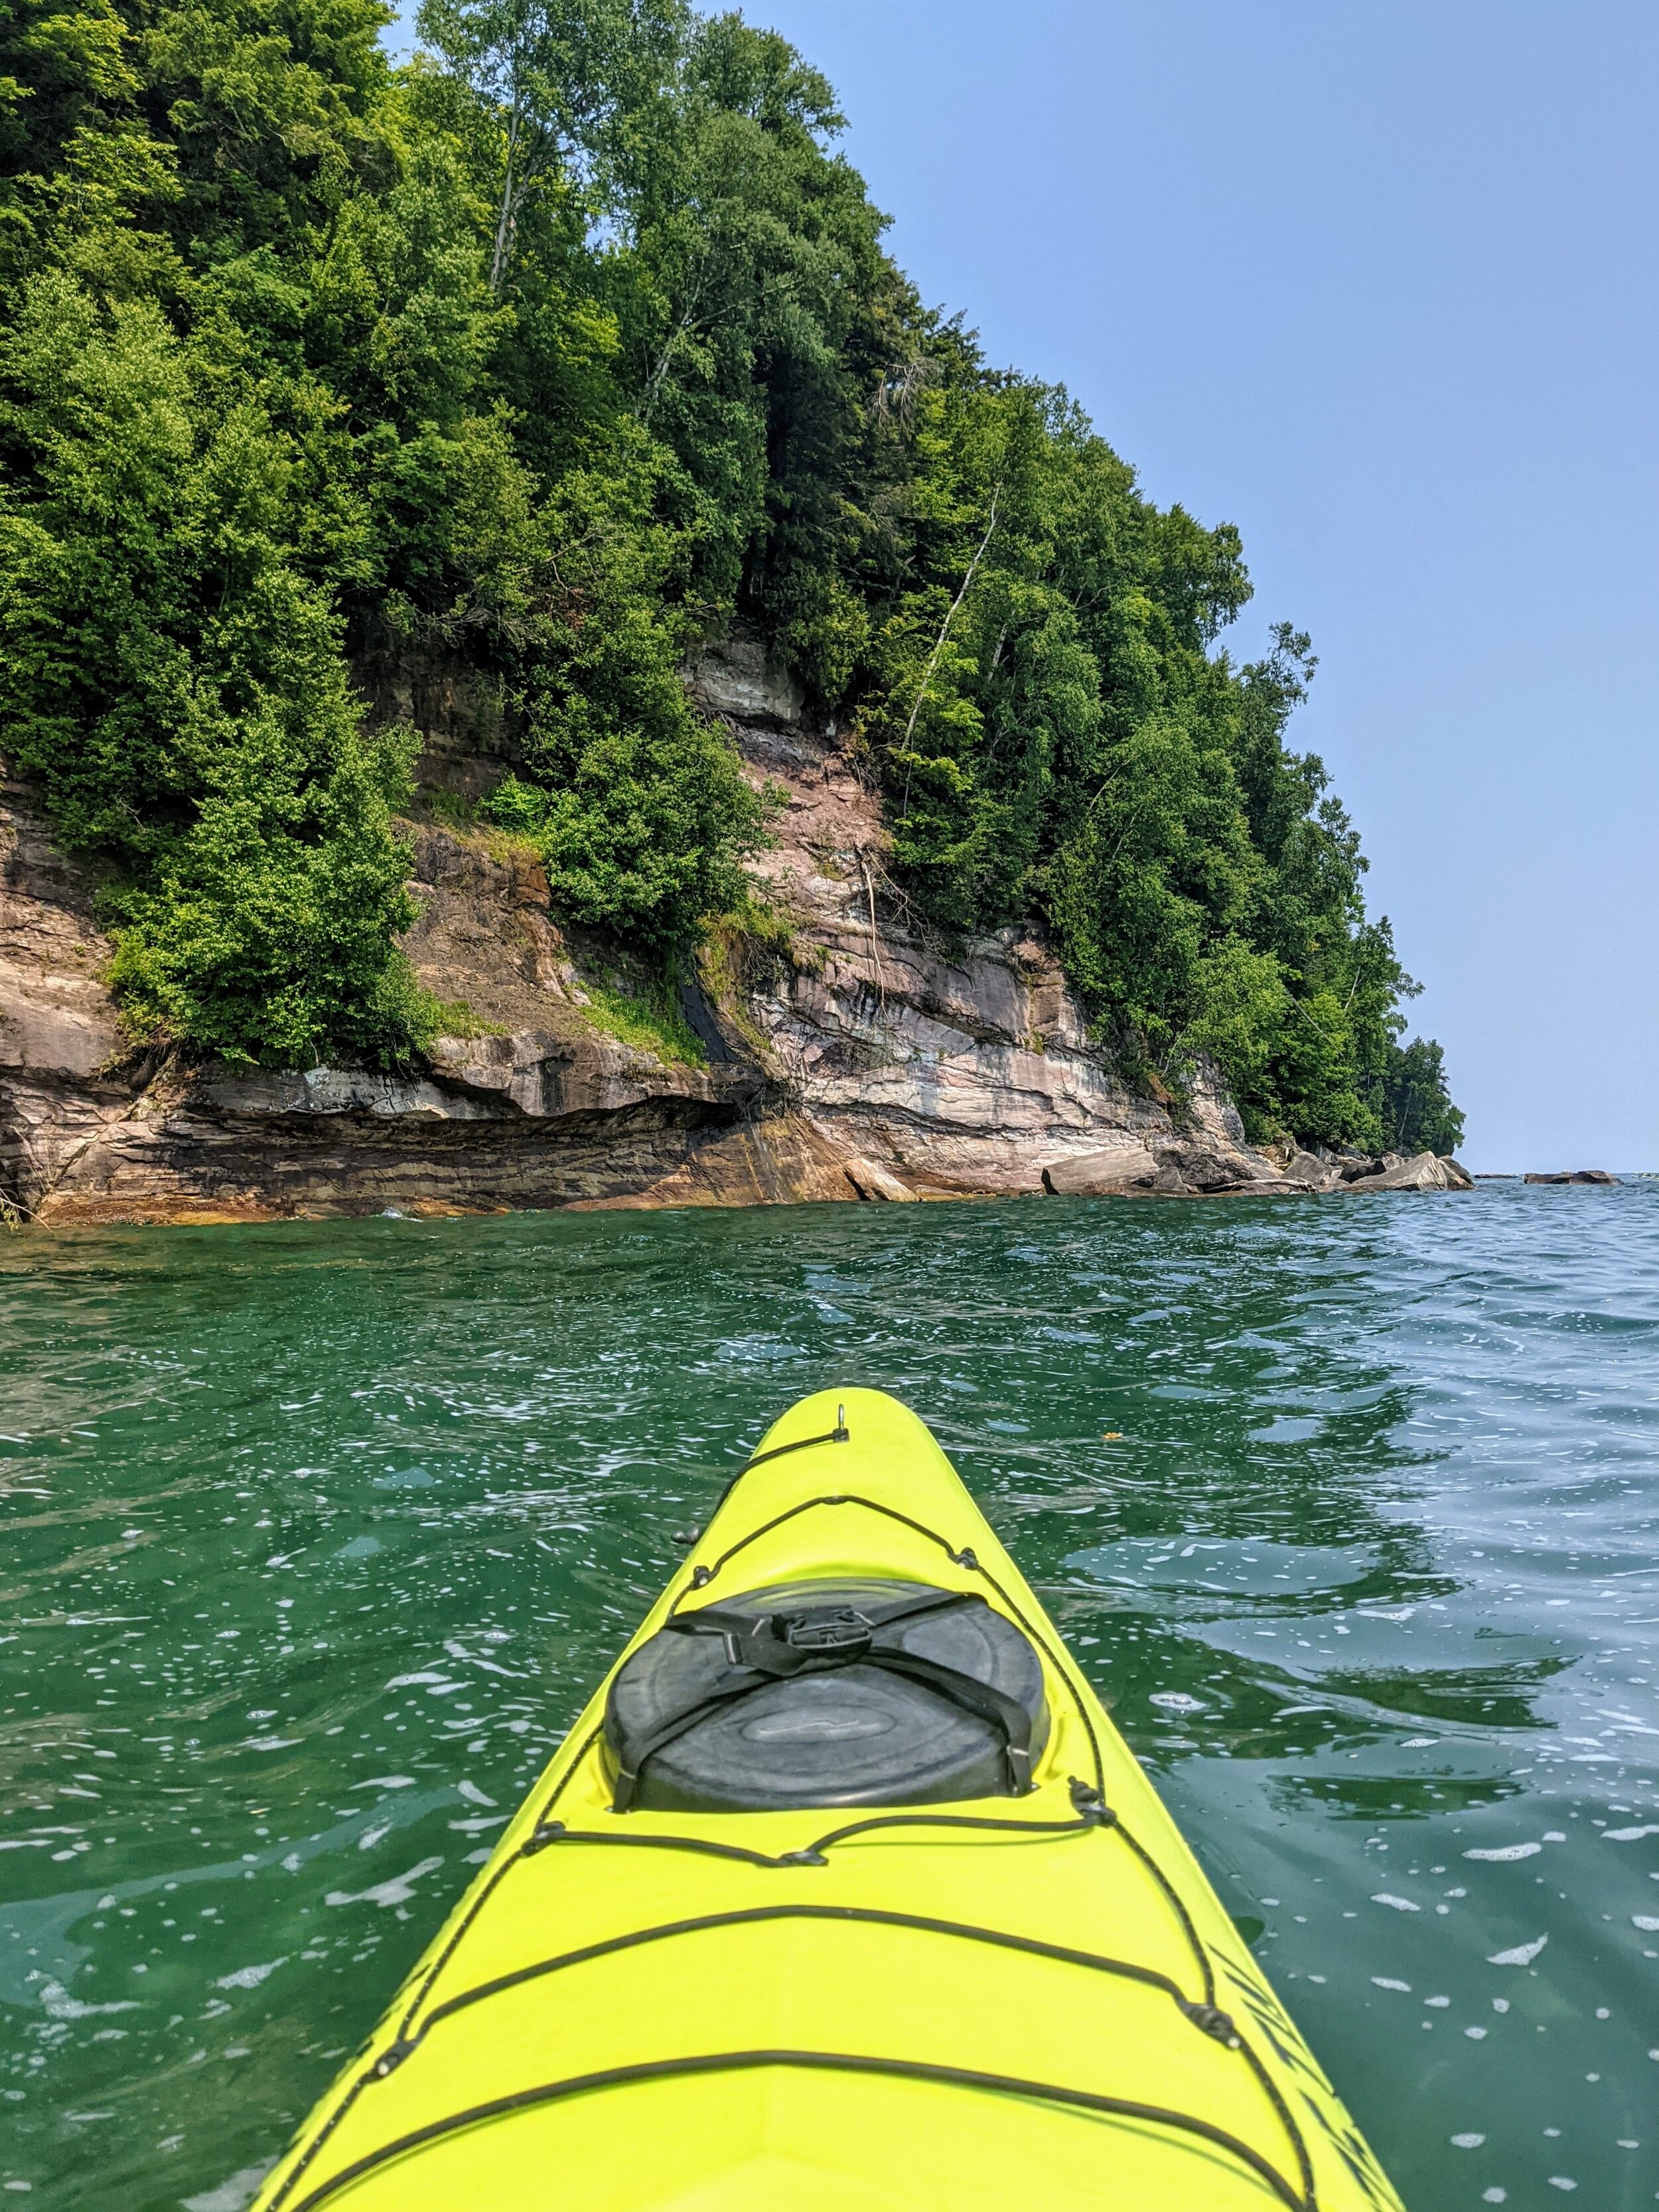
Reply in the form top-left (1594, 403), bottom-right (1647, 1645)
top-left (901, 485), bottom-right (999, 753)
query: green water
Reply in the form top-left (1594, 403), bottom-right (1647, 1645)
top-left (3, 1190), bottom-right (1659, 2211)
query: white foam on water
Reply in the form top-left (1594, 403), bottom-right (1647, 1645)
top-left (180, 2162), bottom-right (275, 2212)
top-left (325, 1856), bottom-right (443, 1910)
top-left (34, 1979), bottom-right (138, 2022)
top-left (213, 1959), bottom-right (286, 1992)
top-left (1488, 1936), bottom-right (1548, 1966)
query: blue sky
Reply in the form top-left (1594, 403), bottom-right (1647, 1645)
top-left (390, 3), bottom-right (1659, 1167)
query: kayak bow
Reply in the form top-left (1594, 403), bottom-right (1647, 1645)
top-left (253, 1388), bottom-right (1403, 2212)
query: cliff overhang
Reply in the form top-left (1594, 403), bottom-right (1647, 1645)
top-left (0, 656), bottom-right (1304, 1224)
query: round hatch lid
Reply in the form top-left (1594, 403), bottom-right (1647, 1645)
top-left (604, 1577), bottom-right (1049, 1813)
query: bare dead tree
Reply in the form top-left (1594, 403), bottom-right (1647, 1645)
top-left (901, 486), bottom-right (1000, 754)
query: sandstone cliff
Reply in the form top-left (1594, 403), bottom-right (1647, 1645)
top-left (1, 643), bottom-right (1287, 1224)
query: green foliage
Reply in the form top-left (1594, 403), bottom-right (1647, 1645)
top-left (474, 453), bottom-right (768, 945)
top-left (694, 895), bottom-right (798, 1057)
top-left (0, 0), bottom-right (1459, 1140)
top-left (841, 377), bottom-right (1452, 1147)
top-left (0, 263), bottom-right (440, 1063)
top-left (1379, 1035), bottom-right (1465, 1158)
top-left (575, 970), bottom-right (704, 1063)
top-left (415, 0), bottom-right (684, 291)
top-left (102, 711), bottom-right (431, 1067)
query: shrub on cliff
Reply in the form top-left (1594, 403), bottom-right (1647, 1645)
top-left (0, 273), bottom-right (435, 1065)
top-left (474, 457), bottom-right (768, 946)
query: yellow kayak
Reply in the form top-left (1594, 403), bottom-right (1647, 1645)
top-left (253, 1388), bottom-right (1404, 2212)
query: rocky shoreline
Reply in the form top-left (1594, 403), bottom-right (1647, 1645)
top-left (2, 641), bottom-right (1481, 1228)
top-left (1043, 1142), bottom-right (1473, 1199)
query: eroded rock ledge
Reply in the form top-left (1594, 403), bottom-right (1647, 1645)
top-left (2, 667), bottom-right (1449, 1225)
top-left (0, 786), bottom-right (845, 1223)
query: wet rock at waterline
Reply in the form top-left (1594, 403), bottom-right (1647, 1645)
top-left (1039, 1140), bottom-right (1473, 1199)
top-left (0, 678), bottom-right (1471, 1225)
top-left (1, 733), bottom-right (1272, 1222)
top-left (1346, 1151), bottom-right (1475, 1193)
top-left (841, 1155), bottom-right (918, 1203)
top-left (1039, 1135), bottom-right (1293, 1197)
top-left (1041, 1145), bottom-right (1163, 1195)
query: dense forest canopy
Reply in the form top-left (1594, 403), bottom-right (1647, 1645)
top-left (0, 0), bottom-right (1463, 1152)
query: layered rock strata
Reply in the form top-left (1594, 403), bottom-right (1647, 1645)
top-left (0, 782), bottom-right (852, 1223)
top-left (0, 651), bottom-right (1342, 1224)
top-left (699, 651), bottom-right (1270, 1203)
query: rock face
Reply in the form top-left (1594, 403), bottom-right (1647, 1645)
top-left (0, 774), bottom-right (853, 1223)
top-left (0, 656), bottom-right (1293, 1224)
top-left (1036, 1140), bottom-right (1477, 1201)
top-left (1523, 1170), bottom-right (1619, 1186)
top-left (1040, 1141), bottom-right (1295, 1198)
top-left (348, 613), bottom-right (522, 804)
top-left (1346, 1151), bottom-right (1472, 1193)
top-left (1042, 1147), bottom-right (1165, 1196)
top-left (1283, 1149), bottom-right (1334, 1187)
top-left (686, 635), bottom-right (807, 729)
top-left (841, 1155), bottom-right (918, 1203)
top-left (713, 709), bottom-right (1275, 1201)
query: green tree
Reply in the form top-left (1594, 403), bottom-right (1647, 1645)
top-left (0, 270), bottom-right (434, 1063)
top-left (415, 0), bottom-right (682, 289)
top-left (478, 451), bottom-right (767, 944)
top-left (0, 0), bottom-right (1460, 1141)
top-left (1379, 1035), bottom-right (1465, 1157)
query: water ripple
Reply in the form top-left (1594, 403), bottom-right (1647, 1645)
top-left (1, 1183), bottom-right (1658, 2206)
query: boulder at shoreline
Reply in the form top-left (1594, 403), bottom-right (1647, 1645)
top-left (1345, 1151), bottom-right (1473, 1193)
top-left (1041, 1143), bottom-right (1474, 1198)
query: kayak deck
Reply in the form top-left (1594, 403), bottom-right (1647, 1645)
top-left (253, 1389), bottom-right (1403, 2212)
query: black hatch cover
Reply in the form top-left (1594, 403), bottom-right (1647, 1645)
top-left (605, 1578), bottom-right (1050, 1813)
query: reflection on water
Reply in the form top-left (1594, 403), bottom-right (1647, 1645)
top-left (2, 1183), bottom-right (1658, 2209)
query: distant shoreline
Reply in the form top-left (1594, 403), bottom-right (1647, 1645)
top-left (1471, 1171), bottom-right (1636, 1182)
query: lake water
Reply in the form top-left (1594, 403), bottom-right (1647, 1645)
top-left (3, 1184), bottom-right (1658, 2211)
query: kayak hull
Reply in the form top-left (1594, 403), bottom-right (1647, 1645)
top-left (253, 1388), bottom-right (1403, 2212)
